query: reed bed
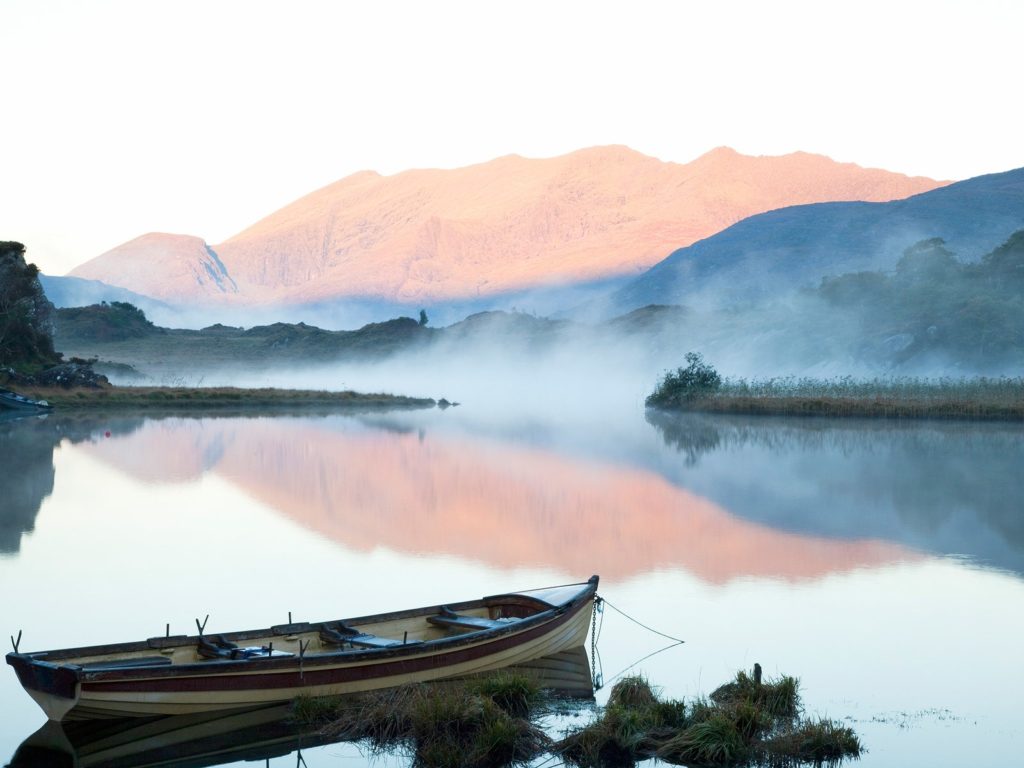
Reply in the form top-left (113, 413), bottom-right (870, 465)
top-left (652, 375), bottom-right (1024, 421)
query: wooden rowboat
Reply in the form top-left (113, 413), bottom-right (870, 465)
top-left (7, 576), bottom-right (599, 721)
top-left (0, 388), bottom-right (52, 412)
top-left (9, 647), bottom-right (594, 768)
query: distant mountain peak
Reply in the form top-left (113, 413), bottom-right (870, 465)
top-left (71, 233), bottom-right (237, 300)
top-left (698, 145), bottom-right (741, 158)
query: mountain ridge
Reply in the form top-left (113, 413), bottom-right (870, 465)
top-left (68, 145), bottom-right (946, 306)
top-left (604, 165), bottom-right (1024, 313)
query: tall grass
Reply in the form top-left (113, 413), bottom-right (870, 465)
top-left (651, 375), bottom-right (1024, 420)
top-left (717, 375), bottom-right (1024, 403)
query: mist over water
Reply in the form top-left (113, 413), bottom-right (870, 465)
top-left (92, 275), bottom-right (1024, 426)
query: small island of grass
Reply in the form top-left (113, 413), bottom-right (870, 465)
top-left (647, 353), bottom-right (1024, 421)
top-left (11, 384), bottom-right (436, 411)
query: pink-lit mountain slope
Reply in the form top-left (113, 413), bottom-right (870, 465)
top-left (71, 233), bottom-right (238, 301)
top-left (70, 146), bottom-right (946, 304)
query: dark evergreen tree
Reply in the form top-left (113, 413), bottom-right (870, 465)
top-left (0, 242), bottom-right (60, 370)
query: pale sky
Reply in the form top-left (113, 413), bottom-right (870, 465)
top-left (1, 0), bottom-right (1021, 275)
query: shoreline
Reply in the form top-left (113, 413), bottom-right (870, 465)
top-left (11, 385), bottom-right (437, 411)
top-left (647, 395), bottom-right (1024, 421)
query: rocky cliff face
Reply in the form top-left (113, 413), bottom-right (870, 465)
top-left (68, 146), bottom-right (947, 305)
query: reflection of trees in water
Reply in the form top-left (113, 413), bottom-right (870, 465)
top-left (0, 414), bottom-right (147, 555)
top-left (645, 411), bottom-right (723, 466)
top-left (645, 410), bottom-right (1024, 571)
top-left (0, 416), bottom-right (58, 554)
top-left (646, 409), bottom-right (903, 459)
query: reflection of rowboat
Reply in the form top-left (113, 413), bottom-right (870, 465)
top-left (8, 647), bottom-right (594, 768)
top-left (0, 388), bottom-right (52, 412)
top-left (7, 577), bottom-right (598, 721)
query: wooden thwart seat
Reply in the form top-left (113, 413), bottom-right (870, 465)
top-left (319, 622), bottom-right (418, 649)
top-left (198, 635), bottom-right (294, 660)
top-left (427, 606), bottom-right (519, 632)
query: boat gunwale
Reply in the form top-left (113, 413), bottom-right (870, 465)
top-left (6, 577), bottom-right (599, 684)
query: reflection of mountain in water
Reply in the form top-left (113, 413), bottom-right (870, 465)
top-left (647, 411), bottom-right (1024, 575)
top-left (78, 415), bottom-right (914, 584)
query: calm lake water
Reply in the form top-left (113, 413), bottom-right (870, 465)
top-left (2, 404), bottom-right (1022, 767)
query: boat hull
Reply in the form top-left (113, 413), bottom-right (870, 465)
top-left (9, 578), bottom-right (598, 720)
top-left (9, 648), bottom-right (593, 768)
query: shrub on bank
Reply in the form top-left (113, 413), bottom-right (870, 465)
top-left (646, 352), bottom-right (722, 407)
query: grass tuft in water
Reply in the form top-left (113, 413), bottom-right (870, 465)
top-left (469, 670), bottom-right (542, 718)
top-left (557, 666), bottom-right (860, 768)
top-left (294, 667), bottom-right (859, 768)
top-left (607, 674), bottom-right (660, 710)
top-left (711, 671), bottom-right (801, 723)
top-left (656, 712), bottom-right (748, 766)
top-left (295, 675), bottom-right (548, 768)
top-left (762, 718), bottom-right (863, 766)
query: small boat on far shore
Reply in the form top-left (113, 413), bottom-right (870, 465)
top-left (7, 576), bottom-right (599, 721)
top-left (0, 387), bottom-right (52, 412)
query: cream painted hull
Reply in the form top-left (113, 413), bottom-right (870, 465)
top-left (8, 577), bottom-right (599, 721)
top-left (70, 605), bottom-right (591, 718)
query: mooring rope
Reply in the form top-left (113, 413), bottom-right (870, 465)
top-left (600, 641), bottom-right (686, 689)
top-left (591, 595), bottom-right (685, 691)
top-left (600, 597), bottom-right (685, 644)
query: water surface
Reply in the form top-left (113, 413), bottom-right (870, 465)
top-left (1, 407), bottom-right (1022, 767)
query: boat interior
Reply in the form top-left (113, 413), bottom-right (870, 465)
top-left (18, 583), bottom-right (593, 672)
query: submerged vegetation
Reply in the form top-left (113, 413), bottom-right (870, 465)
top-left (293, 668), bottom-right (860, 768)
top-left (649, 356), bottom-right (1024, 420)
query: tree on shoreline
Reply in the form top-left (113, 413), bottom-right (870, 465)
top-left (646, 352), bottom-right (722, 407)
top-left (0, 241), bottom-right (60, 371)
